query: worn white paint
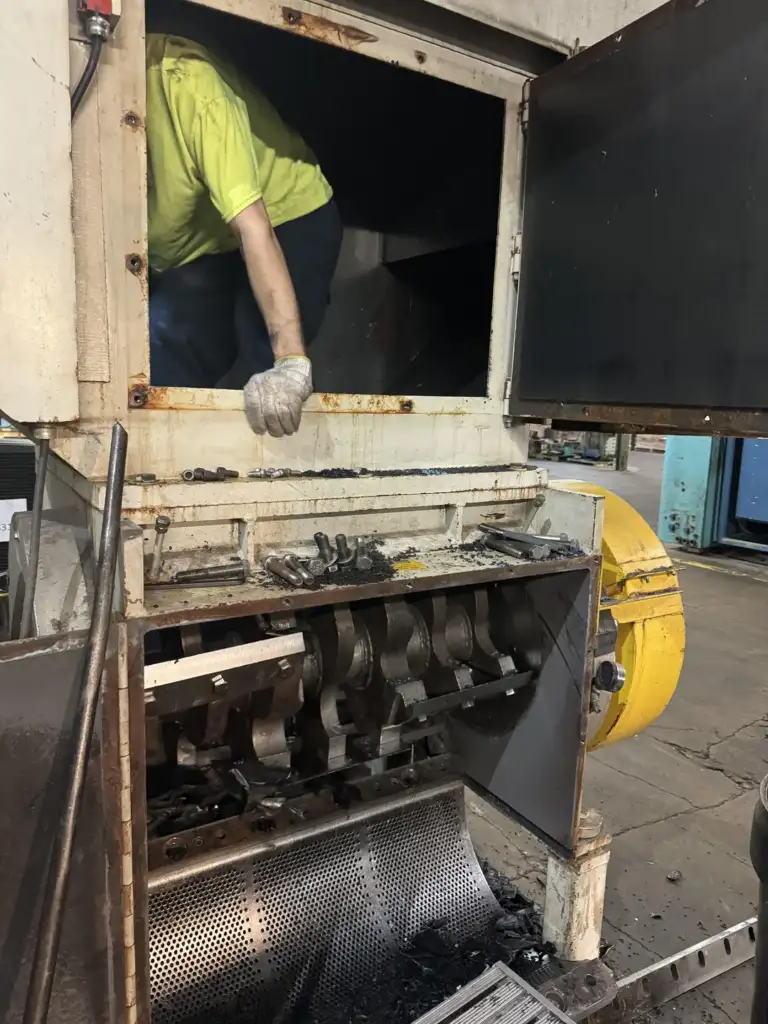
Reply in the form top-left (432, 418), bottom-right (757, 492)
top-left (426, 0), bottom-right (667, 52)
top-left (0, 0), bottom-right (78, 424)
top-left (543, 842), bottom-right (612, 961)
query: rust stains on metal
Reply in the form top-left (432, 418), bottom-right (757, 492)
top-left (318, 394), bottom-right (417, 414)
top-left (319, 392), bottom-right (342, 411)
top-left (513, 400), bottom-right (768, 438)
top-left (126, 253), bottom-right (144, 276)
top-left (129, 384), bottom-right (149, 408)
top-left (281, 7), bottom-right (377, 48)
top-left (121, 110), bottom-right (143, 131)
top-left (144, 385), bottom-right (171, 410)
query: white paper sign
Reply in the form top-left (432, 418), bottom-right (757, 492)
top-left (0, 499), bottom-right (27, 542)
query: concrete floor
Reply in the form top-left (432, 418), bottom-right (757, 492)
top-left (468, 449), bottom-right (763, 1022)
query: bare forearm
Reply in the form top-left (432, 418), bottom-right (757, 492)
top-left (231, 201), bottom-right (305, 359)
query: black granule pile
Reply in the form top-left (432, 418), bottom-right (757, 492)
top-left (302, 864), bottom-right (553, 1024)
top-left (331, 546), bottom-right (397, 585)
top-left (284, 464), bottom-right (529, 479)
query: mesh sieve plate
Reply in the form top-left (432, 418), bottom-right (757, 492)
top-left (148, 780), bottom-right (499, 1024)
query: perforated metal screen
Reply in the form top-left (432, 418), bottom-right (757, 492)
top-left (148, 781), bottom-right (498, 1024)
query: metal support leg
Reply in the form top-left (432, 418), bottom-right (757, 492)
top-left (543, 817), bottom-right (611, 963)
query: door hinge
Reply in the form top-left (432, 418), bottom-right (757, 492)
top-left (519, 80), bottom-right (531, 131)
top-left (511, 233), bottom-right (522, 279)
top-left (503, 377), bottom-right (512, 401)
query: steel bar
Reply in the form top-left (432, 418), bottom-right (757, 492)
top-left (584, 918), bottom-right (757, 1022)
top-left (19, 437), bottom-right (50, 639)
top-left (22, 422), bottom-right (127, 1024)
top-left (144, 633), bottom-right (305, 690)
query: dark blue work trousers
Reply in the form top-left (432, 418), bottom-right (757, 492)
top-left (149, 200), bottom-right (342, 388)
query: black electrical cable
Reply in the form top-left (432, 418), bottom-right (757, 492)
top-left (22, 422), bottom-right (128, 1024)
top-left (70, 34), bottom-right (104, 117)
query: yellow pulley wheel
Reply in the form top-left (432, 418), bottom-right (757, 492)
top-left (560, 482), bottom-right (685, 750)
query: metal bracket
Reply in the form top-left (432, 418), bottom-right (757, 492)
top-left (583, 918), bottom-right (757, 1022)
top-left (511, 233), bottom-right (522, 280)
top-left (519, 80), bottom-right (531, 130)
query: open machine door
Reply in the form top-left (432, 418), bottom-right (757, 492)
top-left (512, 0), bottom-right (768, 436)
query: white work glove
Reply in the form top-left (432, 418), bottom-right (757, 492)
top-left (243, 356), bottom-right (313, 438)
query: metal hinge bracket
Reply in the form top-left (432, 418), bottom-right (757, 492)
top-left (511, 233), bottom-right (522, 279)
top-left (519, 80), bottom-right (531, 130)
top-left (503, 377), bottom-right (512, 402)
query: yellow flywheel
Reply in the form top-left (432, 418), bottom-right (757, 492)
top-left (560, 482), bottom-right (685, 750)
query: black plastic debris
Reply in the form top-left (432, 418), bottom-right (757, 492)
top-left (300, 862), bottom-right (553, 1024)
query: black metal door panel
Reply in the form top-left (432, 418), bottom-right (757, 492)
top-left (514, 0), bottom-right (768, 433)
top-left (0, 637), bottom-right (123, 1024)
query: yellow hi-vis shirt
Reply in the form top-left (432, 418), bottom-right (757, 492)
top-left (146, 33), bottom-right (333, 272)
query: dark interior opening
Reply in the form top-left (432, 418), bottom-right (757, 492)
top-left (147, 0), bottom-right (505, 396)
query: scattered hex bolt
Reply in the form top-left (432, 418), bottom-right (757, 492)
top-left (216, 467), bottom-right (239, 479)
top-left (336, 534), bottom-right (356, 567)
top-left (148, 514), bottom-right (171, 582)
top-left (181, 467), bottom-right (219, 482)
top-left (355, 539), bottom-right (373, 572)
top-left (306, 558), bottom-right (326, 577)
top-left (314, 532), bottom-right (338, 572)
top-left (667, 869), bottom-right (683, 883)
top-left (284, 555), bottom-right (316, 588)
top-left (263, 555), bottom-right (305, 588)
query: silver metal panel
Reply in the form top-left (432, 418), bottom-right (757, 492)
top-left (148, 780), bottom-right (498, 1023)
top-left (414, 962), bottom-right (575, 1024)
top-left (8, 513), bottom-right (95, 638)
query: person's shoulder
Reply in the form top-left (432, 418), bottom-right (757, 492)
top-left (148, 33), bottom-right (226, 100)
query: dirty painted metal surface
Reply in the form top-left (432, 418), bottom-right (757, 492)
top-left (0, 634), bottom-right (126, 1024)
top-left (1, 0), bottom-right (78, 424)
top-left (422, 0), bottom-right (665, 51)
top-left (142, 549), bottom-right (600, 631)
top-left (657, 436), bottom-right (726, 551)
top-left (512, 402), bottom-right (768, 439)
top-left (542, 842), bottom-right (611, 962)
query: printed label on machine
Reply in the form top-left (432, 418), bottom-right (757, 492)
top-left (0, 499), bottom-right (27, 542)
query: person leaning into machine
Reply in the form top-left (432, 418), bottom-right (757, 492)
top-left (146, 32), bottom-right (342, 437)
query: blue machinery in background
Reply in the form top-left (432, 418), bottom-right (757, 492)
top-left (659, 437), bottom-right (768, 553)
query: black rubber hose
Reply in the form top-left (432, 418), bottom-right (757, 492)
top-left (19, 437), bottom-right (50, 640)
top-left (70, 35), bottom-right (104, 117)
top-left (22, 422), bottom-right (128, 1024)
